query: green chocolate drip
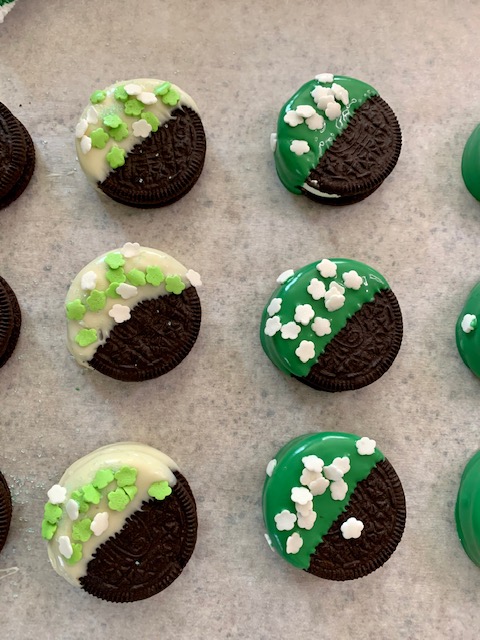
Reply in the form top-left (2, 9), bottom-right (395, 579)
top-left (455, 282), bottom-right (480, 377)
top-left (455, 450), bottom-right (480, 567)
top-left (260, 259), bottom-right (389, 378)
top-left (274, 76), bottom-right (378, 194)
top-left (263, 432), bottom-right (384, 570)
top-left (462, 124), bottom-right (480, 201)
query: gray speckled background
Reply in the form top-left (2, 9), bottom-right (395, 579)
top-left (1, 0), bottom-right (480, 638)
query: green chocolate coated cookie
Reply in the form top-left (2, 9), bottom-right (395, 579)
top-left (455, 282), bottom-right (480, 378)
top-left (455, 450), bottom-right (480, 567)
top-left (462, 124), bottom-right (480, 202)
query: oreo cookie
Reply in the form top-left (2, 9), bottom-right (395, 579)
top-left (271, 74), bottom-right (401, 205)
top-left (65, 243), bottom-right (202, 382)
top-left (0, 275), bottom-right (21, 369)
top-left (0, 470), bottom-right (12, 553)
top-left (75, 79), bottom-right (206, 208)
top-left (455, 450), bottom-right (480, 568)
top-left (0, 102), bottom-right (35, 210)
top-left (42, 442), bottom-right (198, 602)
top-left (263, 432), bottom-right (406, 580)
top-left (260, 258), bottom-right (403, 392)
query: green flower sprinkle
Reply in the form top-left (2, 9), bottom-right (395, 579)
top-left (162, 88), bottom-right (180, 106)
top-left (92, 468), bottom-right (115, 489)
top-left (114, 466), bottom-right (137, 488)
top-left (71, 490), bottom-right (89, 514)
top-left (109, 122), bottom-right (129, 142)
top-left (105, 283), bottom-right (121, 298)
top-left (145, 266), bottom-right (165, 286)
top-left (105, 252), bottom-right (125, 270)
top-left (75, 328), bottom-right (98, 348)
top-left (148, 481), bottom-right (172, 501)
top-left (90, 90), bottom-right (106, 104)
top-left (41, 520), bottom-right (57, 540)
top-left (165, 274), bottom-right (185, 295)
top-left (44, 502), bottom-right (63, 524)
top-left (106, 267), bottom-right (126, 284)
top-left (86, 290), bottom-right (106, 312)
top-left (66, 543), bottom-right (83, 565)
top-left (72, 518), bottom-right (93, 543)
top-left (66, 299), bottom-right (86, 321)
top-left (108, 488), bottom-right (130, 511)
top-left (123, 485), bottom-right (138, 501)
top-left (126, 269), bottom-right (146, 287)
top-left (106, 145), bottom-right (126, 169)
top-left (82, 484), bottom-right (101, 505)
top-left (154, 82), bottom-right (171, 96)
top-left (103, 114), bottom-right (123, 129)
top-left (140, 111), bottom-right (159, 133)
top-left (90, 128), bottom-right (110, 149)
top-left (124, 98), bottom-right (144, 117)
top-left (114, 85), bottom-right (129, 102)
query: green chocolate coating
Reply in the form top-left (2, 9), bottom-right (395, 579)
top-left (274, 76), bottom-right (378, 194)
top-left (455, 282), bottom-right (480, 377)
top-left (455, 450), bottom-right (480, 567)
top-left (462, 124), bottom-right (480, 201)
top-left (260, 259), bottom-right (389, 378)
top-left (263, 432), bottom-right (384, 570)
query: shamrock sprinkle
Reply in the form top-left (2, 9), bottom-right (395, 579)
top-left (105, 252), bottom-right (125, 270)
top-left (108, 488), bottom-right (130, 511)
top-left (103, 114), bottom-right (123, 129)
top-left (114, 466), bottom-right (137, 488)
top-left (90, 128), bottom-right (110, 149)
top-left (162, 88), bottom-right (180, 106)
top-left (106, 145), bottom-right (126, 169)
top-left (44, 502), bottom-right (63, 525)
top-left (82, 484), bottom-right (101, 505)
top-left (66, 299), bottom-right (86, 321)
top-left (126, 269), bottom-right (146, 287)
top-left (71, 489), bottom-right (90, 513)
top-left (114, 85), bottom-right (129, 102)
top-left (141, 111), bottom-right (159, 132)
top-left (105, 283), bottom-right (121, 299)
top-left (41, 520), bottom-right (57, 540)
top-left (154, 82), bottom-right (171, 96)
top-left (66, 543), bottom-right (83, 565)
top-left (75, 328), bottom-right (98, 348)
top-left (106, 267), bottom-right (126, 284)
top-left (92, 468), bottom-right (115, 489)
top-left (165, 274), bottom-right (185, 295)
top-left (109, 122), bottom-right (129, 142)
top-left (123, 485), bottom-right (138, 501)
top-left (148, 481), bottom-right (172, 501)
top-left (90, 90), bottom-right (106, 104)
top-left (124, 98), bottom-right (144, 117)
top-left (145, 266), bottom-right (165, 286)
top-left (86, 290), bottom-right (106, 312)
top-left (72, 518), bottom-right (93, 543)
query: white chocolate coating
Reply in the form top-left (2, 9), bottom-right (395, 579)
top-left (75, 79), bottom-right (199, 183)
top-left (47, 442), bottom-right (179, 587)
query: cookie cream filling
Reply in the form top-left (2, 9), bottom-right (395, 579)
top-left (47, 443), bottom-right (178, 587)
top-left (302, 183), bottom-right (341, 198)
top-left (75, 79), bottom-right (199, 183)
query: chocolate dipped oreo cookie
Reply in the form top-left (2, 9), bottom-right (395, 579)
top-left (0, 275), bottom-right (21, 369)
top-left (75, 79), bottom-right (206, 208)
top-left (260, 258), bottom-right (403, 392)
top-left (271, 74), bottom-right (401, 204)
top-left (455, 450), bottom-right (480, 568)
top-left (0, 469), bottom-right (12, 553)
top-left (65, 243), bottom-right (202, 382)
top-left (0, 102), bottom-right (35, 210)
top-left (455, 283), bottom-right (480, 378)
top-left (42, 442), bottom-right (197, 602)
top-left (263, 433), bottom-right (406, 580)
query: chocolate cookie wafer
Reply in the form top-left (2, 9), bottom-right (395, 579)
top-left (0, 102), bottom-right (35, 210)
top-left (42, 442), bottom-right (198, 602)
top-left (271, 74), bottom-right (401, 205)
top-left (0, 275), bottom-right (21, 369)
top-left (260, 258), bottom-right (402, 392)
top-left (65, 243), bottom-right (202, 382)
top-left (75, 79), bottom-right (206, 208)
top-left (263, 433), bottom-right (406, 580)
top-left (0, 469), bottom-right (12, 553)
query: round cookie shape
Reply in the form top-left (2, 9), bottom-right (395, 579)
top-left (455, 282), bottom-right (480, 378)
top-left (42, 442), bottom-right (198, 602)
top-left (272, 74), bottom-right (401, 205)
top-left (455, 450), bottom-right (480, 567)
top-left (260, 258), bottom-right (403, 391)
top-left (263, 432), bottom-right (406, 580)
top-left (65, 243), bottom-right (202, 382)
top-left (75, 79), bottom-right (206, 208)
top-left (0, 469), bottom-right (12, 553)
top-left (0, 275), bottom-right (21, 369)
top-left (462, 124), bottom-right (480, 201)
top-left (0, 102), bottom-right (35, 210)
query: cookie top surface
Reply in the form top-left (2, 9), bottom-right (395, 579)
top-left (0, 469), bottom-right (12, 553)
top-left (0, 275), bottom-right (21, 368)
top-left (65, 243), bottom-right (202, 371)
top-left (273, 74), bottom-right (379, 195)
top-left (75, 78), bottom-right (199, 184)
top-left (260, 258), bottom-right (390, 379)
top-left (455, 450), bottom-right (480, 567)
top-left (263, 432), bottom-right (386, 571)
top-left (42, 442), bottom-right (194, 596)
top-left (455, 282), bottom-right (480, 377)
